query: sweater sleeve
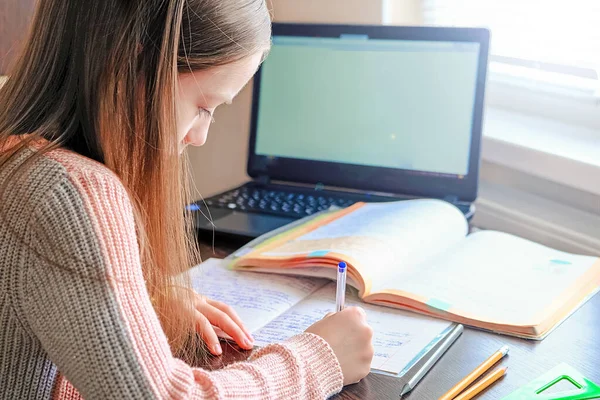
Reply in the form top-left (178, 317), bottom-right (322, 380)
top-left (21, 165), bottom-right (343, 400)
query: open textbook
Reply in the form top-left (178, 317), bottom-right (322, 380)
top-left (228, 199), bottom-right (600, 340)
top-left (191, 258), bottom-right (454, 376)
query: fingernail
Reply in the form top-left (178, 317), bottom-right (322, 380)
top-left (244, 338), bottom-right (254, 348)
top-left (212, 344), bottom-right (222, 355)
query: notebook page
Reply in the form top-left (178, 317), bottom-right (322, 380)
top-left (253, 283), bottom-right (452, 374)
top-left (261, 199), bottom-right (468, 292)
top-left (190, 258), bottom-right (328, 333)
top-left (390, 231), bottom-right (598, 325)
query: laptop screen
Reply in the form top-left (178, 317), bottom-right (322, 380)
top-left (248, 24), bottom-right (489, 201)
top-left (255, 36), bottom-right (479, 178)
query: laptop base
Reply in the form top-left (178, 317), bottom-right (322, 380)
top-left (192, 182), bottom-right (475, 240)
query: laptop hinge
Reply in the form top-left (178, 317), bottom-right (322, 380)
top-left (255, 175), bottom-right (270, 185)
top-left (443, 195), bottom-right (460, 204)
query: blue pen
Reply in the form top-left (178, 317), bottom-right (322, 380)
top-left (336, 261), bottom-right (347, 312)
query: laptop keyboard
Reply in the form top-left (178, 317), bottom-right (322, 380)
top-left (203, 186), bottom-right (358, 218)
top-left (197, 185), bottom-right (472, 219)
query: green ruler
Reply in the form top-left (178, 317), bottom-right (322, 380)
top-left (503, 363), bottom-right (600, 400)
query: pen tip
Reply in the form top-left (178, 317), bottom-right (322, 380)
top-left (399, 384), bottom-right (410, 397)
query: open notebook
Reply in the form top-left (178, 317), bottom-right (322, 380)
top-left (228, 200), bottom-right (600, 340)
top-left (191, 258), bottom-right (454, 376)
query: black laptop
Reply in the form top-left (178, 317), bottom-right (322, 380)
top-left (190, 23), bottom-right (490, 239)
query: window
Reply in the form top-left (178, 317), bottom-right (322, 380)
top-left (412, 0), bottom-right (600, 195)
top-left (422, 0), bottom-right (600, 129)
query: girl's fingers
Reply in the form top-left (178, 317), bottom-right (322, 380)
top-left (197, 302), bottom-right (254, 350)
top-left (194, 310), bottom-right (222, 355)
top-left (207, 299), bottom-right (254, 341)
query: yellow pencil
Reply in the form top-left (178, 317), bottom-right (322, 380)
top-left (453, 367), bottom-right (508, 400)
top-left (438, 345), bottom-right (509, 400)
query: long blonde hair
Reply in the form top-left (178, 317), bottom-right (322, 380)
top-left (0, 0), bottom-right (271, 356)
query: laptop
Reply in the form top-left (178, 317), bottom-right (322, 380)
top-left (190, 23), bottom-right (490, 240)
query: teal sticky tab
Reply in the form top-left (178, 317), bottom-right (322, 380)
top-left (550, 259), bottom-right (572, 265)
top-left (502, 363), bottom-right (600, 400)
top-left (308, 250), bottom-right (329, 257)
top-left (426, 298), bottom-right (452, 312)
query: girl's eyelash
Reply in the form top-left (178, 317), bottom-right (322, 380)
top-left (199, 108), bottom-right (215, 123)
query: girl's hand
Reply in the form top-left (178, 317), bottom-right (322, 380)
top-left (193, 293), bottom-right (254, 355)
top-left (305, 307), bottom-right (374, 385)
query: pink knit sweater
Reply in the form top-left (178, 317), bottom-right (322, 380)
top-left (0, 146), bottom-right (343, 399)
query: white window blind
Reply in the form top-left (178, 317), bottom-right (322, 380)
top-left (422, 0), bottom-right (600, 98)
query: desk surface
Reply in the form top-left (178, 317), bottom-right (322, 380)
top-left (197, 241), bottom-right (600, 400)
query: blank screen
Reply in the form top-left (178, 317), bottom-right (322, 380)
top-left (255, 35), bottom-right (480, 176)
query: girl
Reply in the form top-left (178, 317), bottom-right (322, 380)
top-left (0, 0), bottom-right (374, 399)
